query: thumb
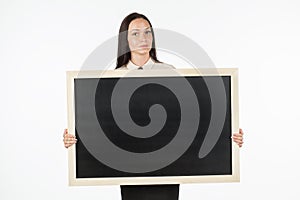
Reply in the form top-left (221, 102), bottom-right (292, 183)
top-left (64, 128), bottom-right (68, 135)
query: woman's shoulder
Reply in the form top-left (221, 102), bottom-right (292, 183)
top-left (114, 60), bottom-right (175, 70)
top-left (115, 66), bottom-right (128, 70)
top-left (152, 62), bottom-right (175, 69)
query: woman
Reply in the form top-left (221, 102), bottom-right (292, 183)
top-left (115, 12), bottom-right (174, 70)
top-left (63, 12), bottom-right (244, 200)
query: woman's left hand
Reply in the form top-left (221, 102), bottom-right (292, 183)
top-left (232, 128), bottom-right (244, 148)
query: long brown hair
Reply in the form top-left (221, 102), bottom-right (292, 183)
top-left (115, 12), bottom-right (160, 69)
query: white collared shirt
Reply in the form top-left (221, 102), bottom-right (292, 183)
top-left (118, 58), bottom-right (174, 70)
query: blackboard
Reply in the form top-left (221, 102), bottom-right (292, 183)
top-left (66, 68), bottom-right (239, 186)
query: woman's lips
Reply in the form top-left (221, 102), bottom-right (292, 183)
top-left (138, 45), bottom-right (149, 48)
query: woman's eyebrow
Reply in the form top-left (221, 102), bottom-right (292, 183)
top-left (130, 27), bottom-right (151, 32)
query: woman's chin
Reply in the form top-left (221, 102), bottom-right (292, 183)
top-left (133, 49), bottom-right (151, 55)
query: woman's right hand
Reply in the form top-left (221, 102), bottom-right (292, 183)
top-left (63, 128), bottom-right (77, 148)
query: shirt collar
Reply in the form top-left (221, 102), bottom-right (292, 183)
top-left (126, 58), bottom-right (155, 70)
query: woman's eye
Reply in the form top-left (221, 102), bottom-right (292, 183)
top-left (145, 30), bottom-right (152, 35)
top-left (132, 32), bottom-right (138, 36)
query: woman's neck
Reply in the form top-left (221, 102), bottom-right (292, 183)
top-left (130, 53), bottom-right (150, 67)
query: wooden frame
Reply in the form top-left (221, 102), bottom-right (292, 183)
top-left (66, 68), bottom-right (240, 186)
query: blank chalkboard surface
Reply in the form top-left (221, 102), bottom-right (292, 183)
top-left (66, 68), bottom-right (239, 186)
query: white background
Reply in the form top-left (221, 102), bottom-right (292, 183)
top-left (1, 0), bottom-right (299, 199)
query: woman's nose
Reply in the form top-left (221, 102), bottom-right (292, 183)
top-left (139, 33), bottom-right (147, 41)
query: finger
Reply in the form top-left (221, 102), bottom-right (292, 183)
top-left (66, 140), bottom-right (77, 144)
top-left (233, 138), bottom-right (243, 145)
top-left (239, 128), bottom-right (244, 135)
top-left (233, 138), bottom-right (243, 146)
top-left (233, 132), bottom-right (243, 139)
top-left (65, 143), bottom-right (74, 148)
top-left (66, 134), bottom-right (76, 139)
top-left (64, 128), bottom-right (68, 135)
top-left (232, 135), bottom-right (243, 140)
top-left (233, 138), bottom-right (243, 144)
top-left (239, 141), bottom-right (244, 147)
top-left (65, 142), bottom-right (71, 148)
top-left (64, 140), bottom-right (71, 148)
top-left (232, 137), bottom-right (241, 142)
top-left (64, 137), bottom-right (77, 143)
top-left (232, 136), bottom-right (243, 142)
top-left (64, 139), bottom-right (77, 147)
top-left (232, 133), bottom-right (242, 137)
top-left (64, 133), bottom-right (76, 140)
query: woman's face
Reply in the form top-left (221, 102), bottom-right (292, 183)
top-left (127, 18), bottom-right (153, 56)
